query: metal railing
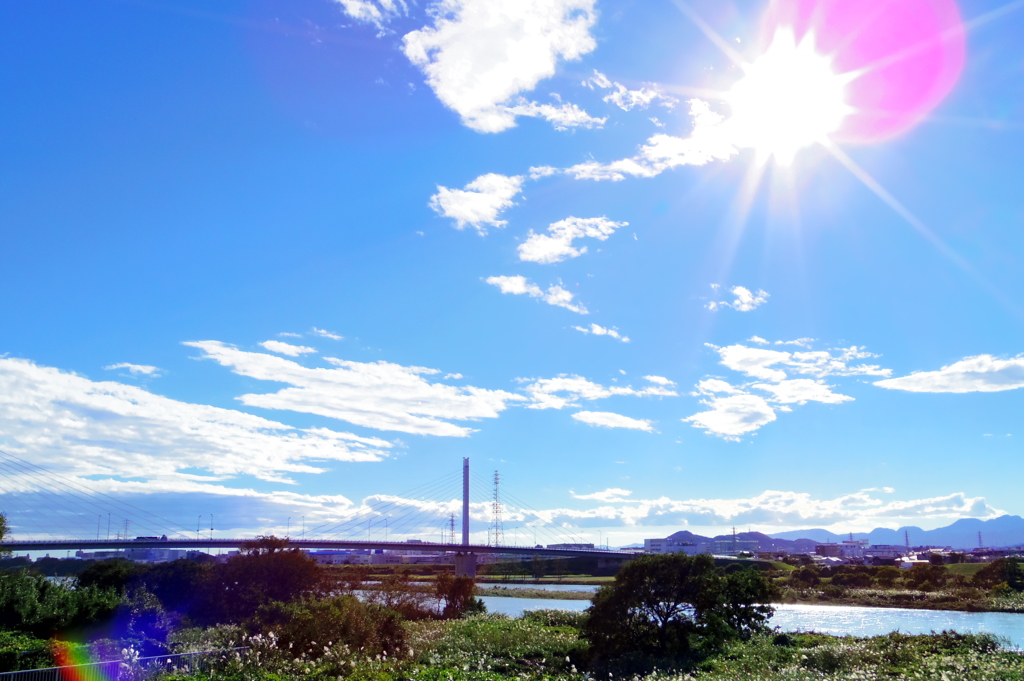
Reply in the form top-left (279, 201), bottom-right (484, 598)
top-left (0, 648), bottom-right (248, 681)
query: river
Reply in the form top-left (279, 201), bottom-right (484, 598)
top-left (477, 595), bottom-right (1024, 649)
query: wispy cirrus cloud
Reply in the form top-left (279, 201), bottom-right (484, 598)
top-left (185, 341), bottom-right (525, 437)
top-left (260, 340), bottom-right (317, 357)
top-left (485, 275), bottom-right (588, 314)
top-left (430, 173), bottom-right (524, 234)
top-left (105, 362), bottom-right (161, 376)
top-left (584, 70), bottom-right (677, 111)
top-left (0, 357), bottom-right (391, 486)
top-left (572, 410), bottom-right (654, 432)
top-left (875, 354), bottom-right (1024, 393)
top-left (518, 216), bottom-right (627, 264)
top-left (573, 323), bottom-right (629, 343)
top-left (520, 374), bottom-right (676, 410)
top-left (333, 0), bottom-right (407, 28)
top-left (403, 0), bottom-right (599, 133)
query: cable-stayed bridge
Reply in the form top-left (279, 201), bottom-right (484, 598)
top-left (0, 453), bottom-right (639, 576)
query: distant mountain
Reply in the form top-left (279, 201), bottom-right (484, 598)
top-left (769, 515), bottom-right (1024, 550)
top-left (665, 529), bottom-right (818, 554)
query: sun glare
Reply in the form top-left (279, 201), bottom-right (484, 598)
top-left (727, 28), bottom-right (853, 166)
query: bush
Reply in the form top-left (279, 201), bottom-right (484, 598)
top-left (0, 569), bottom-right (121, 638)
top-left (250, 595), bottom-right (408, 659)
top-left (0, 630), bottom-right (52, 673)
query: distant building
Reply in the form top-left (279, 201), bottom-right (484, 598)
top-left (713, 539), bottom-right (759, 556)
top-left (644, 538), bottom-right (709, 555)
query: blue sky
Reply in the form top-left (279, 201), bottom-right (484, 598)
top-left (1, 0), bottom-right (1022, 546)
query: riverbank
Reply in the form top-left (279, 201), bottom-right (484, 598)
top-left (476, 585), bottom-right (593, 600)
top-left (781, 587), bottom-right (1024, 614)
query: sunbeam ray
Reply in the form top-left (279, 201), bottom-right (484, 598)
top-left (825, 142), bottom-right (1022, 317)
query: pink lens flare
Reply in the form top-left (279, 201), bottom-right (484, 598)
top-left (761, 0), bottom-right (966, 143)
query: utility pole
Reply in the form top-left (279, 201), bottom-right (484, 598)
top-left (492, 470), bottom-right (503, 547)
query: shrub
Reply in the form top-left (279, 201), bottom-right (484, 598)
top-left (251, 595), bottom-right (408, 659)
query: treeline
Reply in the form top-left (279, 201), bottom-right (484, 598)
top-left (785, 558), bottom-right (1024, 593)
top-left (0, 536), bottom-right (480, 671)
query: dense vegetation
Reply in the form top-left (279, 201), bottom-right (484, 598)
top-left (1, 527), bottom-right (1022, 678)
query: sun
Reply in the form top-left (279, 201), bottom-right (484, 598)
top-left (726, 28), bottom-right (854, 166)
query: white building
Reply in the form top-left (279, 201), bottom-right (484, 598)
top-left (644, 538), bottom-right (708, 555)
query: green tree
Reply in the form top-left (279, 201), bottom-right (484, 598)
top-left (435, 571), bottom-right (484, 618)
top-left (196, 536), bottom-right (330, 624)
top-left (585, 554), bottom-right (775, 663)
top-left (0, 513), bottom-right (9, 558)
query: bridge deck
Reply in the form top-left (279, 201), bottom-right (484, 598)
top-left (1, 538), bottom-right (640, 558)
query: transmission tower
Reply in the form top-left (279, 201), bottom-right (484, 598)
top-left (491, 470), bottom-right (504, 547)
top-left (449, 513), bottom-right (456, 545)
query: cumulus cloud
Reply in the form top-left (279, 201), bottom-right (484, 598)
top-left (644, 375), bottom-right (675, 386)
top-left (105, 363), bottom-right (161, 376)
top-left (519, 489), bottom-right (1004, 533)
top-left (572, 410), bottom-right (654, 432)
top-left (585, 70), bottom-right (677, 111)
top-left (707, 285), bottom-right (769, 312)
top-left (0, 357), bottom-right (391, 486)
top-left (430, 173), bottom-right (524, 234)
top-left (561, 100), bottom-right (739, 181)
top-left (403, 0), bottom-right (599, 133)
top-left (520, 374), bottom-right (677, 410)
top-left (518, 216), bottom-right (627, 264)
top-left (573, 323), bottom-right (629, 343)
top-left (684, 340), bottom-right (889, 440)
top-left (485, 275), bottom-right (588, 314)
top-left (259, 340), bottom-right (317, 357)
top-left (683, 394), bottom-right (777, 441)
top-left (334, 0), bottom-right (407, 28)
top-left (185, 341), bottom-right (526, 437)
top-left (875, 354), bottom-right (1024, 393)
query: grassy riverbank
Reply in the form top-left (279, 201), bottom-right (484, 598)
top-left (475, 585), bottom-right (593, 600)
top-left (159, 612), bottom-right (1024, 681)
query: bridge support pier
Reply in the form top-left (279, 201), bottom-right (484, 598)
top-left (454, 552), bottom-right (476, 578)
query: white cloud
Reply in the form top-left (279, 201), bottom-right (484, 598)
top-left (485, 275), bottom-right (588, 314)
top-left (505, 98), bottom-right (606, 131)
top-left (259, 340), bottom-right (317, 357)
top-left (573, 410), bottom-right (653, 432)
top-left (775, 338), bottom-right (816, 348)
top-left (521, 374), bottom-right (677, 410)
top-left (312, 327), bottom-right (344, 340)
top-left (707, 285), bottom-right (769, 312)
top-left (185, 341), bottom-right (526, 437)
top-left (279, 332), bottom-right (303, 338)
top-left (430, 173), bottom-right (524, 234)
top-left (104, 363), bottom-right (161, 376)
top-left (644, 375), bottom-right (675, 386)
top-left (334, 0), bottom-right (407, 28)
top-left (573, 323), bottom-right (629, 343)
top-left (563, 100), bottom-right (739, 181)
top-left (711, 342), bottom-right (892, 381)
top-left (0, 357), bottom-right (391, 486)
top-left (748, 336), bottom-right (770, 345)
top-left (518, 216), bottom-right (627, 264)
top-left (402, 0), bottom-right (599, 133)
top-left (520, 489), bottom-right (1004, 533)
top-left (683, 340), bottom-right (888, 440)
top-left (585, 70), bottom-right (677, 111)
top-left (529, 165), bottom-right (559, 179)
top-left (683, 394), bottom-right (777, 441)
top-left (752, 378), bottom-right (853, 405)
top-left (875, 354), bottom-right (1024, 393)
top-left (572, 487), bottom-right (634, 502)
